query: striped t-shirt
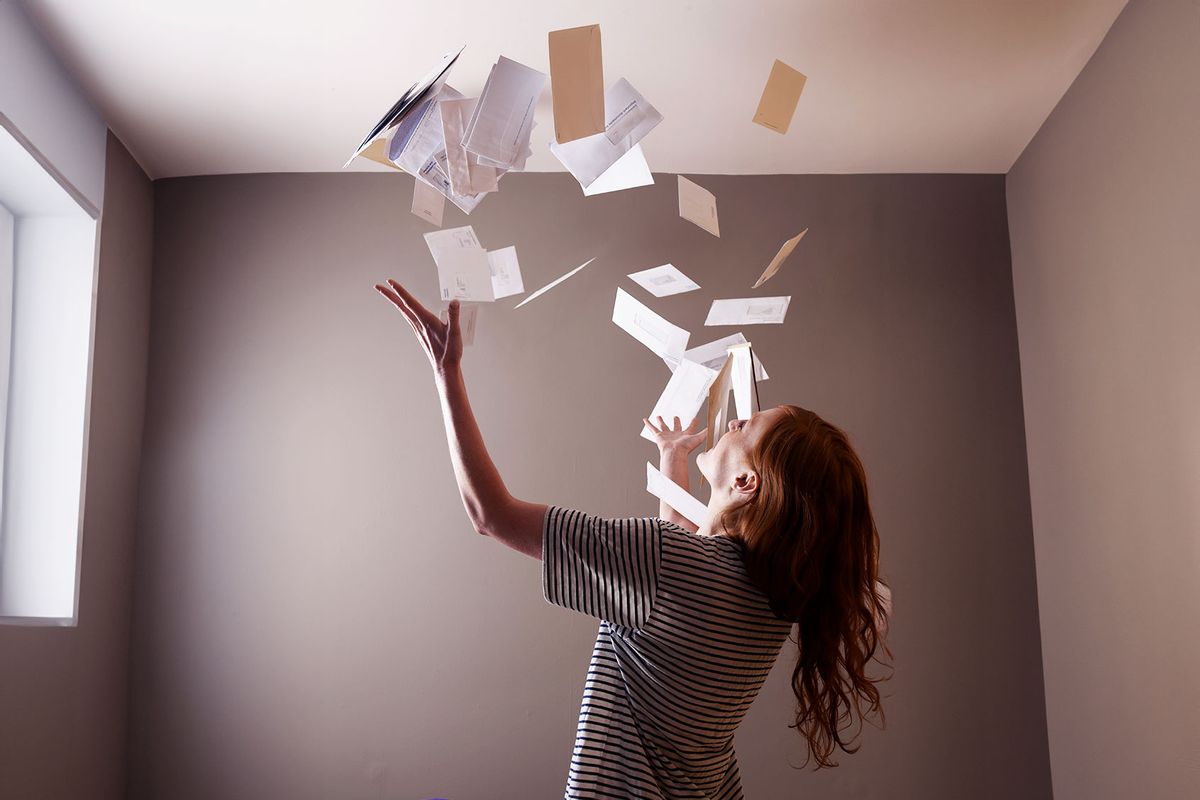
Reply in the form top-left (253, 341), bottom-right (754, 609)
top-left (542, 506), bottom-right (795, 799)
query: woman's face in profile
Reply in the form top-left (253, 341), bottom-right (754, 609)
top-left (698, 406), bottom-right (787, 487)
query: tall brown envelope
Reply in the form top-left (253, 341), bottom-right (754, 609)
top-left (753, 59), bottom-right (807, 135)
top-left (549, 24), bottom-right (605, 144)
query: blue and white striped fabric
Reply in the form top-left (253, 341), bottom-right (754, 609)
top-left (543, 506), bottom-right (795, 799)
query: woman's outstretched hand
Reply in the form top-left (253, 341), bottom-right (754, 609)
top-left (643, 415), bottom-right (706, 457)
top-left (374, 279), bottom-right (462, 376)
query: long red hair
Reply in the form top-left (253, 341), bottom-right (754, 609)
top-left (717, 405), bottom-right (891, 768)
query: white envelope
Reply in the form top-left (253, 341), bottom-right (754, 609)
top-left (628, 263), bottom-right (700, 298)
top-left (612, 288), bottom-right (690, 367)
top-left (704, 297), bottom-right (791, 326)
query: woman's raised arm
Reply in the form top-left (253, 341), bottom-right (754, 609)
top-left (375, 280), bottom-right (547, 559)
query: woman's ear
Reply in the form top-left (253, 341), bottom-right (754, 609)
top-left (732, 470), bottom-right (759, 500)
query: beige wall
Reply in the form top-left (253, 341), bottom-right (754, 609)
top-left (0, 133), bottom-right (153, 798)
top-left (129, 170), bottom-right (1050, 799)
top-left (1006, 1), bottom-right (1200, 798)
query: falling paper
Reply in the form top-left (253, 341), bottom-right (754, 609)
top-left (440, 97), bottom-right (500, 196)
top-left (678, 176), bottom-right (720, 237)
top-left (628, 263), bottom-right (700, 298)
top-left (417, 155), bottom-right (485, 214)
top-left (436, 247), bottom-right (494, 302)
top-left (411, 178), bottom-right (445, 226)
top-left (752, 228), bottom-right (807, 288)
top-left (646, 462), bottom-right (710, 528)
top-left (728, 342), bottom-right (759, 420)
top-left (346, 48), bottom-right (463, 167)
top-left (514, 257), bottom-right (596, 308)
top-left (548, 24), bottom-right (605, 144)
top-left (391, 85), bottom-right (464, 171)
top-left (752, 59), bottom-right (807, 135)
top-left (550, 78), bottom-right (664, 189)
top-left (424, 225), bottom-right (482, 262)
top-left (706, 354), bottom-right (734, 454)
top-left (486, 246), bottom-right (525, 300)
top-left (705, 296), bottom-right (791, 326)
top-left (681, 333), bottom-right (769, 380)
top-left (641, 359), bottom-right (719, 442)
top-left (359, 138), bottom-right (405, 172)
top-left (612, 288), bottom-right (690, 367)
top-left (462, 56), bottom-right (547, 168)
top-left (440, 303), bottom-right (479, 347)
top-left (582, 144), bottom-right (654, 196)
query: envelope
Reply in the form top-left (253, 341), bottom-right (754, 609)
top-left (549, 24), bottom-right (605, 144)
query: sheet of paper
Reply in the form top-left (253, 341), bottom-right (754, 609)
top-left (612, 287), bottom-right (690, 367)
top-left (646, 462), bottom-right (710, 528)
top-left (752, 59), bottom-right (807, 135)
top-left (627, 263), bottom-right (700, 298)
top-left (753, 228), bottom-right (807, 288)
top-left (440, 303), bottom-right (478, 347)
top-left (581, 144), bottom-right (653, 196)
top-left (549, 24), bottom-right (605, 144)
top-left (705, 354), bottom-right (734, 455)
top-left (704, 296), bottom-right (791, 326)
top-left (728, 342), bottom-right (759, 420)
top-left (513, 257), bottom-right (596, 308)
top-left (410, 178), bottom-right (445, 226)
top-left (477, 119), bottom-right (534, 171)
top-left (462, 56), bottom-right (547, 168)
top-left (359, 138), bottom-right (405, 172)
top-left (486, 245), bottom-right (525, 300)
top-left (641, 359), bottom-right (719, 442)
top-left (681, 333), bottom-right (769, 380)
top-left (424, 225), bottom-right (482, 262)
top-left (549, 78), bottom-right (663, 189)
top-left (417, 155), bottom-right (485, 214)
top-left (347, 48), bottom-right (463, 167)
top-left (440, 98), bottom-right (500, 196)
top-left (390, 85), bottom-right (464, 173)
top-left (678, 176), bottom-right (720, 237)
top-left (436, 247), bottom-right (494, 302)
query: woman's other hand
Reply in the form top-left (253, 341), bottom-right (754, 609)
top-left (375, 279), bottom-right (462, 376)
top-left (643, 416), bottom-right (706, 457)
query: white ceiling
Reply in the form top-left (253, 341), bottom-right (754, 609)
top-left (22, 0), bottom-right (1126, 180)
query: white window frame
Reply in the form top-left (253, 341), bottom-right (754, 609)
top-left (0, 113), bottom-right (101, 626)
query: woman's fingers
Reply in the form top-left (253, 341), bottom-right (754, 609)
top-left (387, 279), bottom-right (439, 327)
top-left (375, 284), bottom-right (423, 335)
top-left (672, 416), bottom-right (683, 431)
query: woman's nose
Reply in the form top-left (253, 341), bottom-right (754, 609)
top-left (728, 419), bottom-right (744, 432)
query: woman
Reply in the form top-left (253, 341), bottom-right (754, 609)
top-left (375, 282), bottom-right (892, 799)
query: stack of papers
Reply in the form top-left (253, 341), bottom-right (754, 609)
top-left (347, 50), bottom-right (549, 217)
top-left (462, 56), bottom-right (547, 169)
top-left (346, 48), bottom-right (463, 167)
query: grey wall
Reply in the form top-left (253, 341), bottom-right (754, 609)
top-left (129, 170), bottom-right (1049, 799)
top-left (0, 132), bottom-right (153, 798)
top-left (1006, 1), bottom-right (1200, 798)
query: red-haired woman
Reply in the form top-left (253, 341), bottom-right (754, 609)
top-left (376, 283), bottom-right (892, 800)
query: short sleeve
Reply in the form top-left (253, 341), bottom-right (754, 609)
top-left (542, 506), bottom-right (663, 630)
